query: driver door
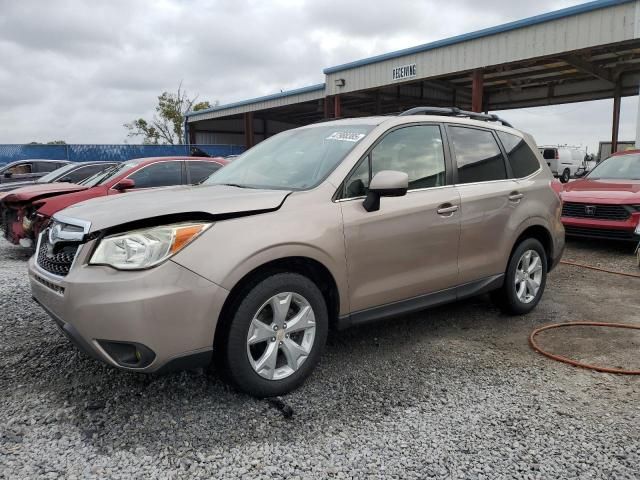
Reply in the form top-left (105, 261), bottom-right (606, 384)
top-left (339, 124), bottom-right (461, 316)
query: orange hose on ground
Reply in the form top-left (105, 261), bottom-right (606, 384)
top-left (529, 322), bottom-right (640, 375)
top-left (559, 259), bottom-right (640, 278)
top-left (529, 260), bottom-right (640, 374)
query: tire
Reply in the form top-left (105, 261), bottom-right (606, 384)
top-left (492, 238), bottom-right (547, 315)
top-left (222, 272), bottom-right (328, 397)
top-left (560, 168), bottom-right (570, 183)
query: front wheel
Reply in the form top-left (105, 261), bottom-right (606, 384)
top-left (560, 168), bottom-right (570, 183)
top-left (492, 238), bottom-right (547, 315)
top-left (222, 273), bottom-right (328, 397)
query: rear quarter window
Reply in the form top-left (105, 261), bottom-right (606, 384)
top-left (497, 131), bottom-right (540, 178)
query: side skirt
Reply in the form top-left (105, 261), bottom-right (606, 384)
top-left (337, 274), bottom-right (504, 330)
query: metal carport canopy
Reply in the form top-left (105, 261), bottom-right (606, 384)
top-left (186, 0), bottom-right (640, 150)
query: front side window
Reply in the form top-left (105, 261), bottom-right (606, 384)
top-left (587, 154), bottom-right (640, 180)
top-left (343, 125), bottom-right (446, 198)
top-left (498, 131), bottom-right (540, 178)
top-left (7, 163), bottom-right (32, 174)
top-left (128, 161), bottom-right (183, 189)
top-left (205, 124), bottom-right (375, 190)
top-left (449, 126), bottom-right (506, 184)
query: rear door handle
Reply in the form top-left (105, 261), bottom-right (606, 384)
top-left (437, 204), bottom-right (459, 216)
top-left (509, 192), bottom-right (524, 202)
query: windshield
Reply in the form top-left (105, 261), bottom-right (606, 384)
top-left (36, 163), bottom-right (77, 183)
top-left (80, 160), bottom-right (140, 187)
top-left (587, 154), bottom-right (640, 180)
top-left (204, 124), bottom-right (375, 190)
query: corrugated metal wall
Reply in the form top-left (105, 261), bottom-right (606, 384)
top-left (0, 144), bottom-right (245, 164)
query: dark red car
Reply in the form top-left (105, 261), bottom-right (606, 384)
top-left (1, 156), bottom-right (227, 248)
top-left (560, 150), bottom-right (640, 241)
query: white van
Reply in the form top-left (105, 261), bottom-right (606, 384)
top-left (538, 146), bottom-right (587, 183)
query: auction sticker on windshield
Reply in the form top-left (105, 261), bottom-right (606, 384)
top-left (326, 132), bottom-right (366, 142)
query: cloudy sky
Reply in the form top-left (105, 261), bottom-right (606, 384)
top-left (0, 0), bottom-right (637, 152)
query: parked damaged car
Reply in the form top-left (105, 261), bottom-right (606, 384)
top-left (0, 161), bottom-right (118, 194)
top-left (0, 159), bottom-right (70, 184)
top-left (2, 156), bottom-right (227, 248)
top-left (29, 109), bottom-right (564, 397)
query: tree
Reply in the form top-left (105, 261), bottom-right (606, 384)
top-left (28, 140), bottom-right (67, 145)
top-left (124, 83), bottom-right (217, 144)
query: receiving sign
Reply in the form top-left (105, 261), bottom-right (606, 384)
top-left (392, 63), bottom-right (417, 81)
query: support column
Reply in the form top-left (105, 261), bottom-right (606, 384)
top-left (375, 90), bottom-right (382, 115)
top-left (471, 69), bottom-right (484, 113)
top-left (612, 83), bottom-right (621, 153)
top-left (324, 96), bottom-right (331, 118)
top-left (636, 82), bottom-right (640, 148)
top-left (334, 94), bottom-right (341, 118)
top-left (243, 112), bottom-right (254, 149)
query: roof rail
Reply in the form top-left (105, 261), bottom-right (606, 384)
top-left (398, 107), bottom-right (513, 128)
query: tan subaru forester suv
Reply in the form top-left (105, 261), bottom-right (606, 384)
top-left (29, 107), bottom-right (564, 397)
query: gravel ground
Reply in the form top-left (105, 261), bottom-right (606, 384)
top-left (1, 237), bottom-right (639, 479)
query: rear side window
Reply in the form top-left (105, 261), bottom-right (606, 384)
top-left (498, 132), bottom-right (540, 178)
top-left (36, 162), bottom-right (60, 173)
top-left (542, 149), bottom-right (556, 160)
top-left (188, 161), bottom-right (222, 184)
top-left (128, 161), bottom-right (183, 189)
top-left (449, 126), bottom-right (506, 184)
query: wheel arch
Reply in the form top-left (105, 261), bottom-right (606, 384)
top-left (213, 256), bottom-right (341, 351)
top-left (509, 223), bottom-right (554, 270)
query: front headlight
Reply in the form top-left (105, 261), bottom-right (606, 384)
top-left (90, 222), bottom-right (211, 270)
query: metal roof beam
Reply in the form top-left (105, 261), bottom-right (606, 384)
top-left (563, 55), bottom-right (615, 86)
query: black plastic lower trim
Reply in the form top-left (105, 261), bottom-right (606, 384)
top-left (338, 274), bottom-right (504, 330)
top-left (153, 350), bottom-right (213, 374)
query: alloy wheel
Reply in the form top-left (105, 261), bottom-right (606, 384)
top-left (514, 249), bottom-right (543, 304)
top-left (246, 292), bottom-right (316, 380)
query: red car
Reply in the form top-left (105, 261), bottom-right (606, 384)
top-left (560, 150), bottom-right (640, 241)
top-left (1, 156), bottom-right (227, 248)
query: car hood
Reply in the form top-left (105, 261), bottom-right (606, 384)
top-left (561, 179), bottom-right (640, 203)
top-left (57, 184), bottom-right (292, 232)
top-left (2, 182), bottom-right (87, 203)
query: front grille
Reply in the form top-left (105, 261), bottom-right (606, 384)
top-left (562, 202), bottom-right (630, 221)
top-left (564, 225), bottom-right (637, 241)
top-left (36, 231), bottom-right (80, 277)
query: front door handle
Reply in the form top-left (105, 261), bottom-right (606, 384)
top-left (437, 204), bottom-right (459, 216)
top-left (509, 192), bottom-right (524, 202)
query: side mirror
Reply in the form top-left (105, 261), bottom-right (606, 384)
top-left (113, 178), bottom-right (135, 191)
top-left (574, 169), bottom-right (587, 178)
top-left (4, 172), bottom-right (12, 178)
top-left (363, 170), bottom-right (409, 212)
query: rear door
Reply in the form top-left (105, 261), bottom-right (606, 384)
top-left (340, 123), bottom-right (461, 313)
top-left (447, 124), bottom-right (521, 284)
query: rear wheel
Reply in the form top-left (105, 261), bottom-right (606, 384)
top-left (560, 168), bottom-right (570, 183)
top-left (222, 273), bottom-right (328, 397)
top-left (492, 238), bottom-right (547, 315)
